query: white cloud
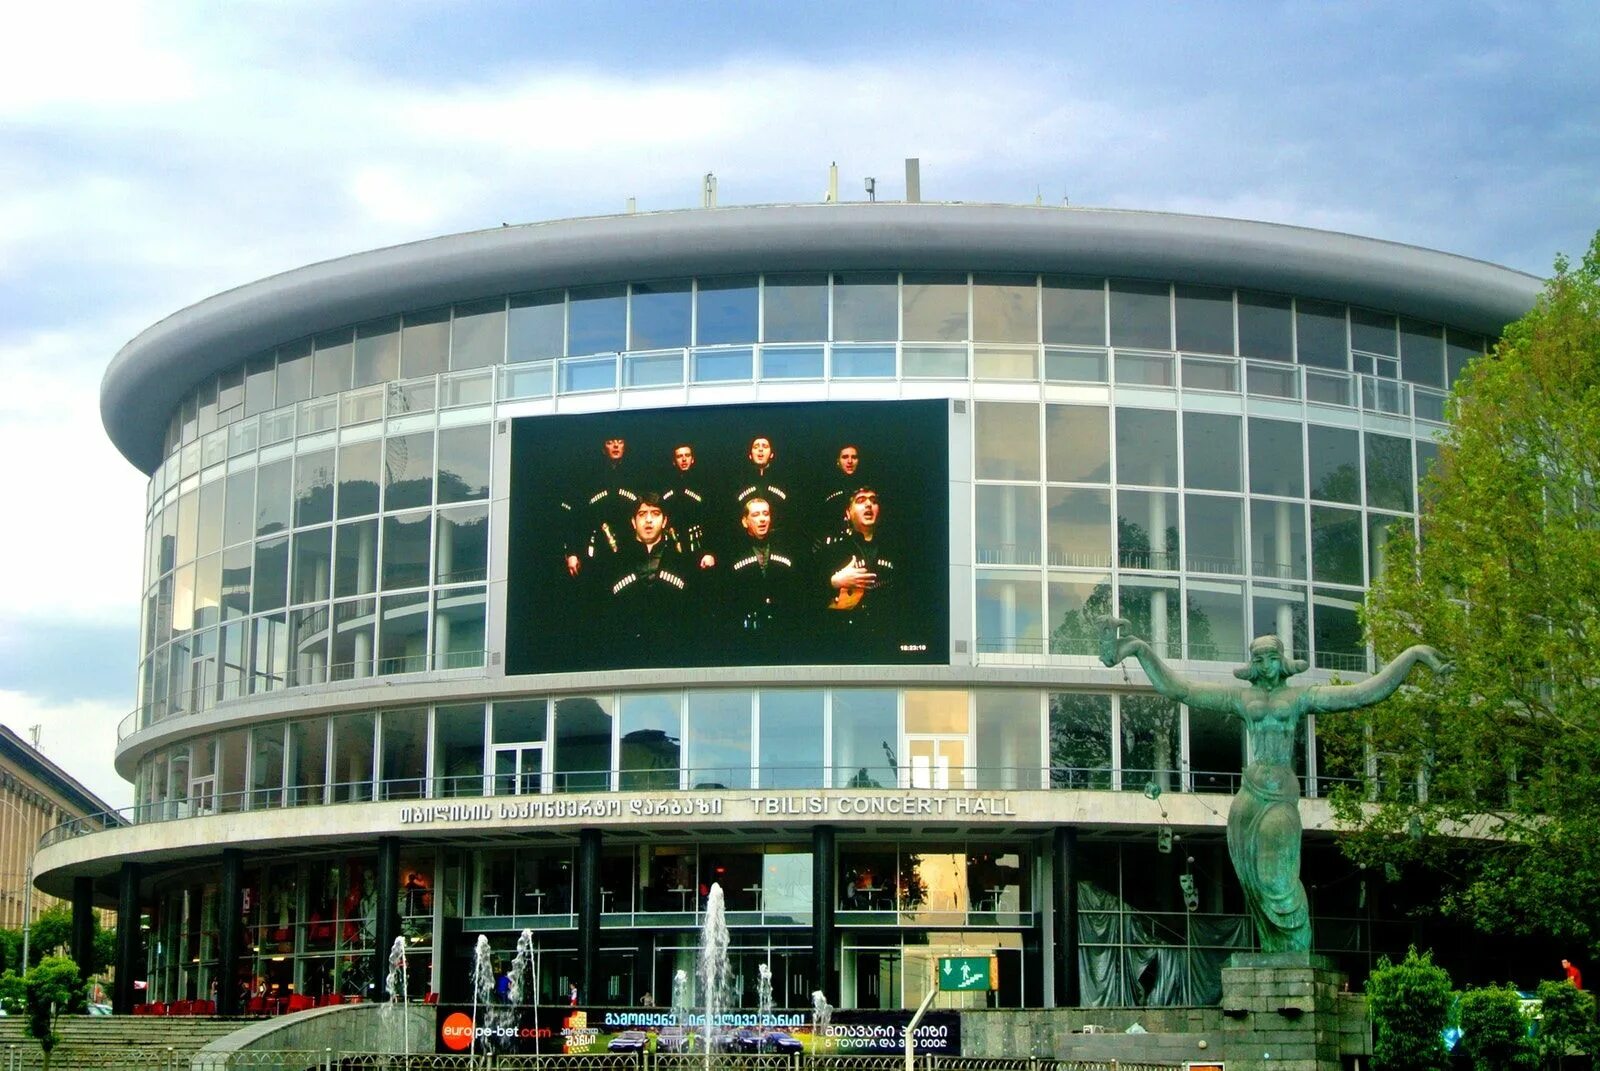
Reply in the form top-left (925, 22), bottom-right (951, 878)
top-left (0, 694), bottom-right (130, 813)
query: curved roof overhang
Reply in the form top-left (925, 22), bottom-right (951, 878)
top-left (102, 202), bottom-right (1542, 473)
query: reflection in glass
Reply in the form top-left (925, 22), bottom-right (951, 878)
top-left (619, 693), bottom-right (681, 790)
top-left (312, 331), bottom-right (353, 397)
top-left (1182, 413), bottom-right (1241, 492)
top-left (1045, 404), bottom-right (1110, 483)
top-left (1188, 703), bottom-right (1242, 792)
top-left (972, 274), bottom-right (1038, 343)
top-left (901, 272), bottom-right (967, 341)
top-left (687, 690), bottom-right (751, 789)
top-left (438, 425), bottom-right (490, 503)
top-left (975, 402), bottom-right (1039, 480)
top-left (401, 309), bottom-right (450, 378)
top-left (1252, 584), bottom-right (1308, 660)
top-left (384, 432), bottom-right (435, 511)
top-left (1186, 579), bottom-right (1244, 661)
top-left (433, 704), bottom-right (485, 797)
top-left (1048, 573), bottom-right (1111, 656)
top-left (1350, 308), bottom-right (1397, 357)
top-left (555, 696), bottom-right (613, 792)
top-left (1248, 418), bottom-right (1304, 497)
top-left (1115, 409), bottom-right (1177, 487)
top-left (1118, 575), bottom-right (1180, 658)
top-left (1049, 693), bottom-right (1112, 788)
top-left (379, 708), bottom-right (427, 800)
top-left (252, 537), bottom-right (289, 612)
top-left (629, 281), bottom-right (691, 350)
top-left (976, 571), bottom-right (1043, 654)
top-left (1251, 498), bottom-right (1306, 580)
top-left (331, 598), bottom-right (376, 681)
top-left (1295, 299), bottom-right (1347, 369)
top-left (975, 691), bottom-right (1041, 789)
top-left (1307, 425), bottom-right (1360, 503)
top-left (436, 505), bottom-right (488, 584)
top-left (382, 513), bottom-right (431, 590)
top-left (1118, 491), bottom-right (1179, 571)
top-left (696, 277), bottom-right (758, 345)
top-left (568, 285), bottom-right (628, 355)
top-left (832, 690), bottom-right (897, 789)
top-left (334, 519), bottom-right (378, 598)
top-left (378, 592), bottom-right (428, 674)
top-left (1184, 495), bottom-right (1244, 574)
top-left (451, 299), bottom-right (506, 370)
top-left (291, 526), bottom-right (332, 605)
top-left (256, 460), bottom-right (292, 537)
top-left (1110, 280), bottom-right (1170, 350)
top-left (337, 440), bottom-right (381, 519)
top-left (353, 319), bottom-right (401, 387)
top-left (1175, 284), bottom-right (1234, 355)
top-left (1121, 695), bottom-right (1180, 794)
top-left (763, 274), bottom-right (828, 342)
top-left (1311, 506), bottom-right (1363, 586)
top-left (976, 484), bottom-right (1041, 565)
top-left (1047, 488), bottom-right (1112, 568)
top-left (1238, 291), bottom-right (1292, 361)
top-left (433, 586), bottom-right (485, 669)
top-left (1313, 588), bottom-right (1365, 671)
top-left (832, 273), bottom-right (897, 341)
top-left (1400, 318), bottom-right (1444, 387)
top-left (1365, 433), bottom-right (1415, 512)
top-left (1043, 276), bottom-right (1105, 346)
top-left (758, 690), bottom-right (824, 789)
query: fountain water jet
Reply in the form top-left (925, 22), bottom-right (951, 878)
top-left (385, 937), bottom-right (410, 1067)
top-left (756, 962), bottom-right (775, 1050)
top-left (670, 968), bottom-right (691, 1052)
top-left (812, 990), bottom-right (833, 1052)
top-left (699, 883), bottom-right (730, 1068)
top-left (508, 929), bottom-right (538, 1054)
top-left (470, 935), bottom-right (494, 1059)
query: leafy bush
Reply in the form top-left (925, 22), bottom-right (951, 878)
top-left (1368, 947), bottom-right (1454, 1071)
top-left (1458, 985), bottom-right (1536, 1071)
top-left (24, 956), bottom-right (82, 1071)
top-left (1535, 979), bottom-right (1596, 1071)
top-left (0, 969), bottom-right (23, 1014)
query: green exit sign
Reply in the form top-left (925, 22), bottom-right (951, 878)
top-left (938, 955), bottom-right (997, 991)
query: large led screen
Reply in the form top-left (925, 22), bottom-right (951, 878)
top-left (507, 400), bottom-right (949, 672)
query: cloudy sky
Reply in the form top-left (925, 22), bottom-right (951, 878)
top-left (0, 1), bottom-right (1595, 810)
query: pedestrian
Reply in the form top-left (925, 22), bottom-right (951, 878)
top-left (569, 982), bottom-right (579, 1006)
top-left (1563, 958), bottom-right (1584, 989)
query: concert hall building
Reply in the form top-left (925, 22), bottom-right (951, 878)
top-left (42, 198), bottom-right (1540, 1016)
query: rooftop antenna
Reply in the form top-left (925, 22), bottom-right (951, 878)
top-left (626, 196), bottom-right (636, 214)
top-left (864, 176), bottom-right (876, 203)
top-left (27, 725), bottom-right (40, 749)
top-left (826, 162), bottom-right (839, 203)
top-left (702, 173), bottom-right (717, 208)
top-left (1035, 187), bottom-right (1043, 206)
top-left (904, 158), bottom-right (921, 203)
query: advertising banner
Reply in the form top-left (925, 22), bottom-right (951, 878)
top-left (506, 399), bottom-right (950, 673)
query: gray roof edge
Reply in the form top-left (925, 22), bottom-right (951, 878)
top-left (102, 203), bottom-right (1542, 473)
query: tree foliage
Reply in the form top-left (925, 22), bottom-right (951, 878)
top-left (24, 956), bottom-right (82, 1070)
top-left (1457, 985), bottom-right (1537, 1071)
top-left (1534, 979), bottom-right (1596, 1071)
top-left (1328, 232), bottom-right (1600, 951)
top-left (1368, 947), bottom-right (1454, 1071)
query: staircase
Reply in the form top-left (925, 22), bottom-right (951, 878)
top-left (0, 1014), bottom-right (247, 1069)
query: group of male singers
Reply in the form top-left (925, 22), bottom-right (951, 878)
top-left (557, 435), bottom-right (899, 655)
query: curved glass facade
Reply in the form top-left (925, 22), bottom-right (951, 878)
top-left (71, 226), bottom-right (1536, 1021)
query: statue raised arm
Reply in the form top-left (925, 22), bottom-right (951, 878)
top-left (1094, 617), bottom-right (1446, 954)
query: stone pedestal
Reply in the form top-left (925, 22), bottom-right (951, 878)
top-left (1219, 952), bottom-right (1349, 1071)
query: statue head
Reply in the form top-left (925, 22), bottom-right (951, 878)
top-left (1233, 635), bottom-right (1309, 684)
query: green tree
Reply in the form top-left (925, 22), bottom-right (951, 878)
top-left (1534, 979), bottom-right (1596, 1071)
top-left (0, 969), bottom-right (23, 1014)
top-left (1458, 985), bottom-right (1536, 1071)
top-left (23, 956), bottom-right (82, 1071)
top-left (1367, 947), bottom-right (1454, 1071)
top-left (1331, 232), bottom-right (1600, 951)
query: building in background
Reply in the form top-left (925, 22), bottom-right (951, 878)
top-left (40, 198), bottom-right (1542, 1016)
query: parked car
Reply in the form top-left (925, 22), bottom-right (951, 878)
top-left (731, 1027), bottom-right (804, 1054)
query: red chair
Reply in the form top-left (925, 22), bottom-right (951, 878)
top-left (287, 994), bottom-right (315, 1013)
top-left (171, 1000), bottom-right (192, 1016)
top-left (326, 993), bottom-right (345, 1005)
top-left (133, 1004), bottom-right (148, 1016)
top-left (148, 1002), bottom-right (167, 1016)
top-left (423, 992), bottom-right (439, 1005)
top-left (196, 1000), bottom-right (215, 1015)
top-left (246, 996), bottom-right (268, 1014)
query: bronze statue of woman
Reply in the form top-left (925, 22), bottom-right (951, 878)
top-left (1097, 618), bottom-right (1447, 953)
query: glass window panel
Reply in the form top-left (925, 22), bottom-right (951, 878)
top-left (1446, 331), bottom-right (1483, 387)
top-left (1117, 574), bottom-right (1180, 657)
top-left (567, 284), bottom-right (628, 354)
top-left (193, 552), bottom-right (221, 630)
top-left (760, 344), bottom-right (824, 380)
top-left (275, 342), bottom-right (312, 405)
top-left (1307, 425), bottom-right (1361, 503)
top-left (1109, 280), bottom-right (1170, 350)
top-left (1311, 506), bottom-right (1364, 585)
top-left (334, 518), bottom-right (379, 598)
top-left (330, 711), bottom-right (375, 802)
top-left (691, 346), bottom-right (753, 382)
top-left (975, 401), bottom-right (1040, 480)
top-left (1295, 299), bottom-right (1347, 370)
top-left (331, 597), bottom-right (375, 681)
top-left (1121, 695), bottom-right (1180, 794)
top-left (244, 354), bottom-right (276, 416)
top-left (1115, 408), bottom-right (1178, 486)
top-left (158, 505), bottom-right (179, 576)
top-left (379, 708), bottom-right (427, 800)
top-left (1251, 584), bottom-right (1308, 662)
top-left (1047, 486), bottom-right (1113, 569)
top-left (384, 432), bottom-right (435, 510)
top-left (220, 544), bottom-right (252, 621)
top-left (197, 479), bottom-right (224, 558)
top-left (382, 512), bottom-right (432, 590)
top-left (1174, 284), bottom-right (1234, 355)
top-left (1045, 404), bottom-right (1110, 484)
top-left (1042, 276), bottom-right (1105, 345)
top-left (976, 484), bottom-right (1041, 565)
top-left (976, 570), bottom-right (1043, 654)
top-left (974, 344), bottom-right (1037, 380)
top-left (687, 690), bottom-right (752, 789)
top-left (1238, 291), bottom-right (1293, 362)
top-left (175, 490), bottom-right (198, 565)
top-left (975, 690), bottom-right (1042, 790)
top-left (1248, 418), bottom-right (1304, 497)
top-left (436, 504), bottom-right (489, 584)
top-left (1048, 572), bottom-right (1111, 655)
top-left (292, 526), bottom-right (333, 605)
top-left (312, 329), bottom-right (353, 397)
top-left (1365, 433), bottom-right (1415, 511)
top-left (763, 273), bottom-right (829, 342)
top-left (972, 274), bottom-right (1037, 343)
top-left (353, 318), bottom-right (400, 387)
top-left (337, 440), bottom-right (382, 519)
top-left (619, 692), bottom-right (681, 790)
top-left (449, 299), bottom-right (505, 370)
top-left (293, 449), bottom-right (335, 528)
top-left (1118, 490), bottom-right (1179, 570)
top-left (289, 604), bottom-right (329, 686)
top-left (288, 717), bottom-right (328, 805)
top-left (832, 272), bottom-right (898, 341)
top-left (434, 585), bottom-right (485, 669)
top-left (831, 689), bottom-right (896, 789)
top-left (554, 695), bottom-right (613, 793)
top-left (901, 272), bottom-right (968, 341)
top-left (1189, 702), bottom-right (1244, 792)
top-left (629, 280), bottom-right (692, 350)
top-left (218, 729), bottom-right (247, 811)
top-left (1050, 693), bottom-right (1112, 788)
top-left (433, 704), bottom-right (485, 797)
top-left (1399, 318), bottom-right (1444, 387)
top-left (401, 309), bottom-right (450, 378)
top-left (1183, 412), bottom-right (1241, 492)
top-left (196, 377), bottom-right (218, 436)
top-left (508, 292), bottom-right (565, 362)
top-left (378, 591), bottom-right (428, 674)
top-left (1313, 588), bottom-right (1365, 671)
top-left (250, 725), bottom-right (284, 807)
top-left (696, 276), bottom-right (759, 345)
top-left (759, 690), bottom-right (824, 789)
top-left (180, 390), bottom-right (198, 444)
top-left (437, 425), bottom-right (490, 503)
top-left (1416, 439), bottom-right (1440, 505)
top-left (1184, 494), bottom-right (1244, 574)
top-left (493, 699), bottom-right (546, 744)
top-left (251, 612), bottom-right (287, 694)
top-left (901, 690), bottom-right (965, 738)
top-left (1187, 578), bottom-right (1245, 661)
top-left (252, 536), bottom-right (289, 612)
top-left (1368, 512), bottom-right (1411, 584)
top-left (1251, 498), bottom-right (1307, 580)
top-left (1350, 308), bottom-right (1396, 357)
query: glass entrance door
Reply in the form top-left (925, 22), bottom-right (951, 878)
top-left (846, 949), bottom-right (901, 1009)
top-left (904, 737), bottom-right (967, 789)
top-left (493, 745), bottom-right (546, 795)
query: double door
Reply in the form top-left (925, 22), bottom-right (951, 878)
top-left (493, 744), bottom-right (546, 795)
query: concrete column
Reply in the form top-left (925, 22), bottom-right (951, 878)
top-left (70, 876), bottom-right (95, 975)
top-left (812, 825), bottom-right (837, 1004)
top-left (373, 836), bottom-right (400, 1000)
top-left (113, 862), bottom-right (141, 1014)
top-left (218, 849), bottom-right (243, 1015)
top-left (577, 828), bottom-right (602, 1004)
top-left (1051, 826), bottom-right (1079, 1007)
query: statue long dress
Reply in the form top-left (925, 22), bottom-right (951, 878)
top-left (1098, 620), bottom-right (1447, 953)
